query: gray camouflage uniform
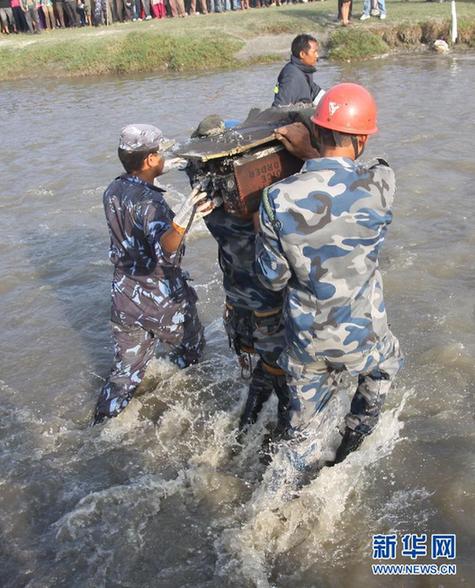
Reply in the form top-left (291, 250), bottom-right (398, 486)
top-left (204, 206), bottom-right (290, 435)
top-left (94, 174), bottom-right (204, 424)
top-left (255, 156), bottom-right (403, 472)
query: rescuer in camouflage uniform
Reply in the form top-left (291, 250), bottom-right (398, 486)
top-left (255, 84), bottom-right (403, 479)
top-left (188, 116), bottom-right (291, 441)
top-left (204, 206), bottom-right (290, 440)
top-left (94, 124), bottom-right (212, 425)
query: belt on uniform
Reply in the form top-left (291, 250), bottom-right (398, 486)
top-left (226, 302), bottom-right (281, 318)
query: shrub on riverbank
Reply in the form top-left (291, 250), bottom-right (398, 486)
top-left (328, 29), bottom-right (389, 61)
top-left (458, 18), bottom-right (475, 47)
top-left (328, 17), bottom-right (475, 62)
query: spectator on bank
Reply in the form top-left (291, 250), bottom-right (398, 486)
top-left (39, 0), bottom-right (55, 28)
top-left (94, 0), bottom-right (112, 24)
top-left (76, 0), bottom-right (91, 24)
top-left (188, 0), bottom-right (207, 14)
top-left (53, 0), bottom-right (65, 26)
top-left (82, 0), bottom-right (92, 24)
top-left (3, 0), bottom-right (350, 32)
top-left (63, 0), bottom-right (78, 25)
top-left (21, 0), bottom-right (41, 32)
top-left (168, 0), bottom-right (185, 17)
top-left (151, 0), bottom-right (165, 17)
top-left (131, 0), bottom-right (140, 19)
top-left (11, 0), bottom-right (25, 30)
top-left (63, 0), bottom-right (79, 27)
top-left (360, 0), bottom-right (386, 20)
top-left (130, 0), bottom-right (137, 17)
top-left (0, 0), bottom-right (16, 32)
top-left (76, 0), bottom-right (84, 21)
top-left (143, 0), bottom-right (153, 18)
top-left (338, 0), bottom-right (351, 25)
top-left (208, 0), bottom-right (223, 12)
top-left (113, 0), bottom-right (132, 21)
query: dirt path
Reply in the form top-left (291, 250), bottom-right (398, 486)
top-left (236, 30), bottom-right (331, 61)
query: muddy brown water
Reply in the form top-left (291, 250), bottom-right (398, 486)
top-left (0, 54), bottom-right (474, 587)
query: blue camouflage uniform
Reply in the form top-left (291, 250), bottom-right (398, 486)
top-left (204, 206), bottom-right (290, 435)
top-left (94, 174), bottom-right (204, 424)
top-left (255, 156), bottom-right (403, 472)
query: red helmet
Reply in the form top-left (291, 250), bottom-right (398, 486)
top-left (311, 83), bottom-right (378, 135)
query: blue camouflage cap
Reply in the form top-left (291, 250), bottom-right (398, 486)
top-left (119, 124), bottom-right (175, 153)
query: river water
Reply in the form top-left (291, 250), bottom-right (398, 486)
top-left (0, 53), bottom-right (474, 587)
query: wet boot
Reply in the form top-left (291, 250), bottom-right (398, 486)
top-left (256, 373), bottom-right (291, 465)
top-left (238, 359), bottom-right (273, 433)
top-left (168, 327), bottom-right (205, 368)
top-left (327, 427), bottom-right (366, 466)
top-left (258, 428), bottom-right (274, 466)
top-left (92, 381), bottom-right (131, 426)
top-left (273, 373), bottom-right (291, 440)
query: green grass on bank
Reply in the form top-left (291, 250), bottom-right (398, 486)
top-left (0, 1), bottom-right (474, 80)
top-left (0, 32), bottom-right (244, 78)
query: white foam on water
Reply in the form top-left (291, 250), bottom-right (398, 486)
top-left (419, 341), bottom-right (474, 375)
top-left (186, 464), bottom-right (250, 515)
top-left (188, 409), bottom-right (241, 471)
top-left (82, 187), bottom-right (105, 198)
top-left (214, 388), bottom-right (412, 586)
top-left (388, 244), bottom-right (417, 270)
top-left (374, 487), bottom-right (435, 531)
top-left (144, 355), bottom-right (181, 380)
top-left (52, 472), bottom-right (184, 540)
top-left (98, 401), bottom-right (146, 440)
top-left (192, 276), bottom-right (222, 299)
top-left (50, 472), bottom-right (186, 585)
top-left (90, 259), bottom-right (110, 267)
top-left (88, 204), bottom-right (105, 213)
top-left (26, 188), bottom-right (55, 198)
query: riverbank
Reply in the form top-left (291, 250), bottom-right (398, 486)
top-left (1, 1), bottom-right (474, 80)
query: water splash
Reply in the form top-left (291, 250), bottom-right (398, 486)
top-left (215, 388), bottom-right (412, 586)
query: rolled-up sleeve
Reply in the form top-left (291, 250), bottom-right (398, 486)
top-left (255, 193), bottom-right (291, 291)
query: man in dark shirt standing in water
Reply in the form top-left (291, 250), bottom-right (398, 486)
top-left (272, 34), bottom-right (325, 108)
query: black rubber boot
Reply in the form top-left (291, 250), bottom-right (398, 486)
top-left (238, 359), bottom-right (273, 433)
top-left (92, 381), bottom-right (130, 426)
top-left (327, 427), bottom-right (366, 466)
top-left (273, 374), bottom-right (291, 440)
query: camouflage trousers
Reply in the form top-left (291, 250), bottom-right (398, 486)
top-left (223, 301), bottom-right (290, 435)
top-left (281, 331), bottom-right (403, 473)
top-left (94, 300), bottom-right (204, 424)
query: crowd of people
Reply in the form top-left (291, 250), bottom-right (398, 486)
top-left (0, 0), bottom-right (331, 35)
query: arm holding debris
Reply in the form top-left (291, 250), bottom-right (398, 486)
top-left (254, 188), bottom-right (291, 291)
top-left (275, 122), bottom-right (320, 160)
top-left (160, 187), bottom-right (212, 256)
